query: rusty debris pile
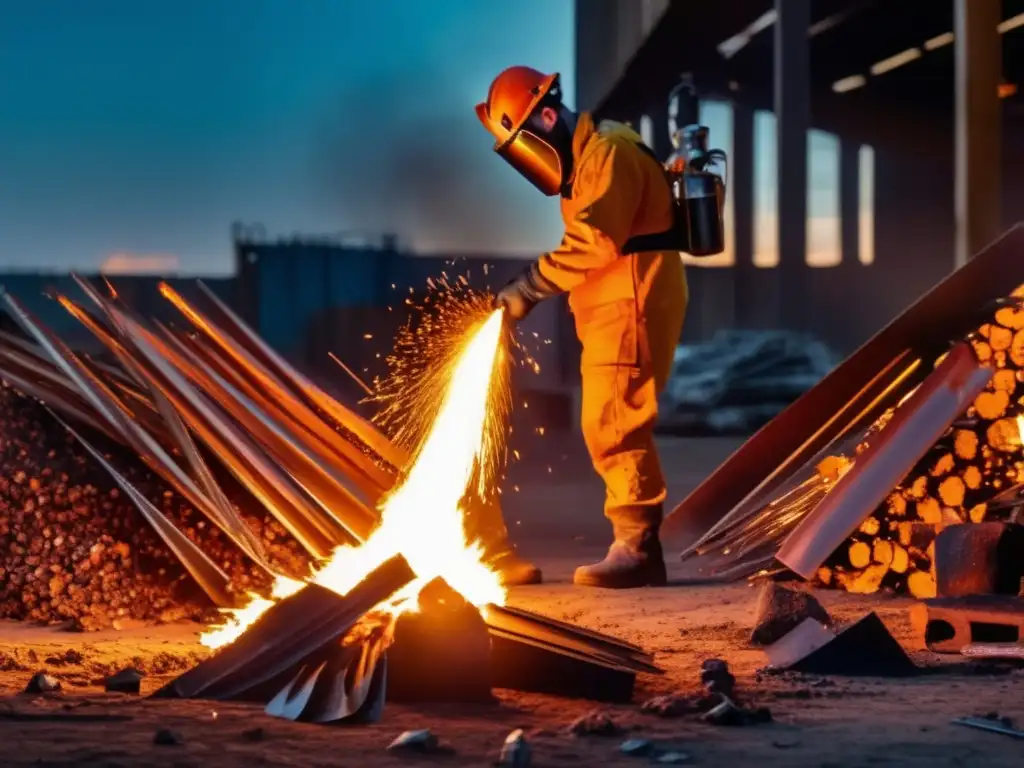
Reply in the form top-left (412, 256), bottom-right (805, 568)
top-left (0, 275), bottom-right (662, 723)
top-left (0, 277), bottom-right (393, 624)
top-left (0, 384), bottom-right (299, 628)
top-left (673, 226), bottom-right (1024, 596)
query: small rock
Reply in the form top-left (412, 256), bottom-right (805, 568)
top-left (620, 738), bottom-right (654, 756)
top-left (499, 729), bottom-right (531, 767)
top-left (154, 729), bottom-right (183, 746)
top-left (772, 737), bottom-right (801, 749)
top-left (702, 697), bottom-right (772, 727)
top-left (105, 668), bottom-right (144, 695)
top-left (24, 672), bottom-right (61, 694)
top-left (980, 712), bottom-right (1015, 728)
top-left (44, 649), bottom-right (84, 667)
top-left (388, 729), bottom-right (438, 753)
top-left (0, 652), bottom-right (26, 672)
top-left (242, 727), bottom-right (265, 743)
top-left (751, 583), bottom-right (831, 646)
top-left (640, 694), bottom-right (707, 718)
top-left (569, 711), bottom-right (621, 737)
top-left (700, 658), bottom-right (735, 697)
top-left (656, 752), bottom-right (691, 764)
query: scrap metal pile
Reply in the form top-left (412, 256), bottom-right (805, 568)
top-left (0, 275), bottom-right (660, 722)
top-left (0, 383), bottom-right (295, 628)
top-left (671, 226), bottom-right (1024, 596)
top-left (0, 277), bottom-right (391, 625)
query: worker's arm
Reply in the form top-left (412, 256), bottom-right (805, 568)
top-left (495, 139), bottom-right (642, 320)
top-left (536, 139), bottom-right (642, 292)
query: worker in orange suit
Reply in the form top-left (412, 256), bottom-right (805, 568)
top-left (476, 66), bottom-right (688, 589)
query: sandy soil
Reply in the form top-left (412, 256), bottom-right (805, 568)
top-left (0, 437), bottom-right (1021, 766)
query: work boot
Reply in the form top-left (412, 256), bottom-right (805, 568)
top-left (490, 548), bottom-right (543, 586)
top-left (573, 526), bottom-right (667, 589)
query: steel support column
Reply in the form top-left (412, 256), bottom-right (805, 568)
top-left (649, 96), bottom-right (671, 162)
top-left (732, 101), bottom-right (756, 328)
top-left (774, 0), bottom-right (810, 330)
top-left (839, 140), bottom-right (860, 266)
top-left (954, 0), bottom-right (1002, 266)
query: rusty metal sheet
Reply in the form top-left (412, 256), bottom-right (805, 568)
top-left (680, 353), bottom-right (926, 560)
top-left (160, 282), bottom-right (395, 493)
top-left (49, 295), bottom-right (275, 567)
top-left (1, 290), bottom-right (143, 433)
top-left (777, 343), bottom-right (994, 579)
top-left (108, 306), bottom-right (347, 558)
top-left (665, 224), bottom-right (1024, 547)
top-left (149, 324), bottom-right (378, 539)
top-left (266, 620), bottom-right (390, 723)
top-left (483, 605), bottom-right (660, 675)
top-left (488, 629), bottom-right (641, 703)
top-left (193, 281), bottom-right (406, 472)
top-left (154, 555), bottom-right (414, 702)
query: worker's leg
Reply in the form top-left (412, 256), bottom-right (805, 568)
top-left (571, 299), bottom-right (667, 587)
top-left (573, 255), bottom-right (686, 588)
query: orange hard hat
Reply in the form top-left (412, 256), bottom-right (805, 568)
top-left (476, 67), bottom-right (566, 196)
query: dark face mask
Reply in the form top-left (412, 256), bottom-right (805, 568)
top-left (498, 111), bottom-right (575, 197)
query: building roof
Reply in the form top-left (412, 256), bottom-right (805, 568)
top-left (596, 0), bottom-right (1024, 135)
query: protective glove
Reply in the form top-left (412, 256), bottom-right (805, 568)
top-left (494, 277), bottom-right (537, 322)
top-left (493, 262), bottom-right (560, 323)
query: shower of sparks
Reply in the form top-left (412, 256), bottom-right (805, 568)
top-left (201, 295), bottom-right (512, 648)
top-left (370, 274), bottom-right (523, 495)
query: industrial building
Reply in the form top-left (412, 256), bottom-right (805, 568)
top-left (577, 0), bottom-right (1024, 353)
top-left (6, 0), bottom-right (1019, 432)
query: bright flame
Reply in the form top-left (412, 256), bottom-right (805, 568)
top-left (199, 576), bottom-right (304, 648)
top-left (201, 310), bottom-right (508, 648)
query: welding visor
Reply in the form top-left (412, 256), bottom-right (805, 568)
top-left (496, 128), bottom-right (565, 197)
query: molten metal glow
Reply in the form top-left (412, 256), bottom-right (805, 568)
top-left (201, 310), bottom-right (507, 648)
top-left (199, 576), bottom-right (304, 648)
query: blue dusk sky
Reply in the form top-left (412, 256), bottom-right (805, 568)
top-left (0, 0), bottom-right (575, 274)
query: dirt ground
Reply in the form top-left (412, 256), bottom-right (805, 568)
top-left (0, 436), bottom-right (1022, 767)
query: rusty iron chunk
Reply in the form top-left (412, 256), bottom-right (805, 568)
top-left (386, 580), bottom-right (493, 704)
top-left (934, 523), bottom-right (1024, 598)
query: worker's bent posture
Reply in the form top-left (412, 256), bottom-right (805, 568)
top-left (477, 66), bottom-right (687, 589)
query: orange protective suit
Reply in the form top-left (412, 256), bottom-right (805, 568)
top-left (534, 113), bottom-right (688, 535)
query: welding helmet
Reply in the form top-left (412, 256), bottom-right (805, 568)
top-left (476, 67), bottom-right (568, 196)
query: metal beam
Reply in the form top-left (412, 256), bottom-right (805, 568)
top-left (839, 140), bottom-right (861, 265)
top-left (665, 225), bottom-right (1024, 547)
top-left (731, 101), bottom-right (756, 327)
top-left (954, 0), bottom-right (1002, 266)
top-left (648, 96), bottom-right (671, 162)
top-left (774, 0), bottom-right (811, 330)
